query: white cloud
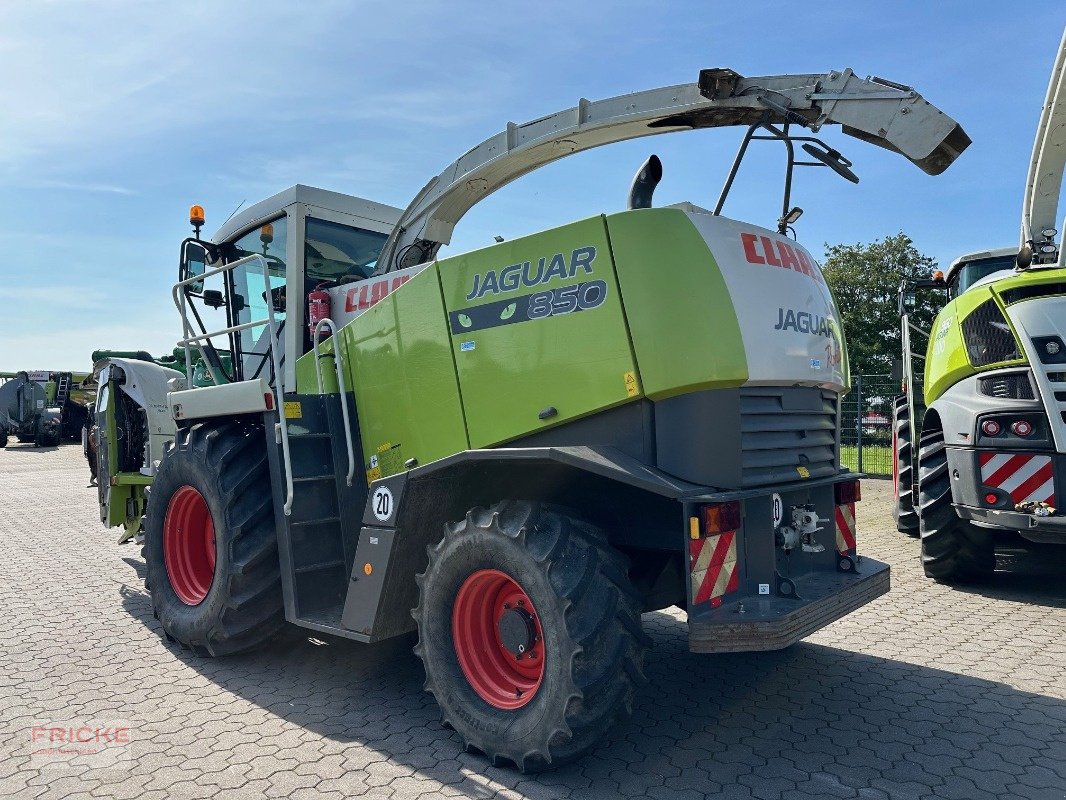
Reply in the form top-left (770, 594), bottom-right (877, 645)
top-left (0, 319), bottom-right (180, 373)
top-left (27, 180), bottom-right (136, 195)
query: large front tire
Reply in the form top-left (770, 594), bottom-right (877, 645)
top-left (144, 421), bottom-right (284, 656)
top-left (918, 426), bottom-right (994, 582)
top-left (892, 396), bottom-right (919, 537)
top-left (414, 502), bottom-right (648, 772)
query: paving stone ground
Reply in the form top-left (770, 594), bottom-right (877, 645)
top-left (2, 444), bottom-right (1066, 799)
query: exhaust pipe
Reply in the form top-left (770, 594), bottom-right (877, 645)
top-left (627, 154), bottom-right (662, 210)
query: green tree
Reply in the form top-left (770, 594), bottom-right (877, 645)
top-left (821, 233), bottom-right (941, 374)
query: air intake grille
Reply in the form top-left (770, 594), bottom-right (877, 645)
top-left (739, 387), bottom-right (838, 486)
top-left (962, 299), bottom-right (1020, 367)
top-left (978, 372), bottom-right (1035, 400)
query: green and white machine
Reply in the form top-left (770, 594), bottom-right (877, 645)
top-left (88, 349), bottom-right (232, 542)
top-left (895, 30), bottom-right (1066, 582)
top-left (0, 371), bottom-right (63, 448)
top-left (145, 66), bottom-right (968, 769)
top-left (0, 369), bottom-right (90, 447)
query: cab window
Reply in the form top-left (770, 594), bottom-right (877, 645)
top-left (228, 217), bottom-right (288, 378)
top-left (305, 218), bottom-right (388, 286)
top-left (949, 256), bottom-right (1015, 298)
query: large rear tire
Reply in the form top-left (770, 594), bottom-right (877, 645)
top-left (892, 396), bottom-right (919, 537)
top-left (144, 421), bottom-right (284, 656)
top-left (414, 501), bottom-right (648, 772)
top-left (918, 425), bottom-right (994, 582)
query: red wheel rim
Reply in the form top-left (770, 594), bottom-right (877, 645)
top-left (452, 569), bottom-right (545, 709)
top-left (163, 485), bottom-right (216, 606)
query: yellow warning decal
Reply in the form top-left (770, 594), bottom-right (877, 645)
top-left (623, 371), bottom-right (640, 398)
top-left (284, 401), bottom-right (302, 419)
top-left (376, 442), bottom-right (393, 453)
top-left (366, 467), bottom-right (382, 483)
top-left (796, 466), bottom-right (810, 479)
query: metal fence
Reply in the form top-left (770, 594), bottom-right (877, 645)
top-left (840, 374), bottom-right (898, 477)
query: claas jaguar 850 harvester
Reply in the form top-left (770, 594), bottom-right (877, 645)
top-left (144, 66), bottom-right (968, 769)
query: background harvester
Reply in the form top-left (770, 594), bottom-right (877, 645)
top-left (0, 369), bottom-right (90, 448)
top-left (894, 27), bottom-right (1066, 582)
top-left (145, 66), bottom-right (968, 769)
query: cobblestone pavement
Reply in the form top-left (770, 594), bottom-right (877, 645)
top-left (2, 445), bottom-right (1065, 799)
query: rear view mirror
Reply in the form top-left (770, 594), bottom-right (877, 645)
top-left (181, 241), bottom-right (209, 293)
top-left (801, 143), bottom-right (859, 184)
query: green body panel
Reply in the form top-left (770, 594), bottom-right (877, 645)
top-left (605, 209), bottom-right (747, 399)
top-left (921, 272), bottom-right (1063, 403)
top-left (295, 337), bottom-right (339, 394)
top-left (113, 473), bottom-right (153, 486)
top-left (291, 210), bottom-right (847, 483)
top-left (437, 216), bottom-right (638, 448)
top-left (296, 263), bottom-right (469, 482)
top-left (101, 379), bottom-right (135, 529)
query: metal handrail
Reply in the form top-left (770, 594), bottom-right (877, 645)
top-left (172, 253), bottom-right (295, 516)
top-left (907, 320), bottom-right (931, 339)
top-left (313, 319), bottom-right (356, 487)
top-left (171, 253), bottom-right (273, 383)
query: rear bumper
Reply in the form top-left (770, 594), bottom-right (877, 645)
top-left (688, 557), bottom-right (889, 653)
top-left (956, 505), bottom-right (1066, 544)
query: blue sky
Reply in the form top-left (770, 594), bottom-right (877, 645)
top-left (1, 1), bottom-right (1062, 371)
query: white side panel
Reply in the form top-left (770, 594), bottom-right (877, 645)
top-left (1005, 296), bottom-right (1066, 452)
top-left (325, 262), bottom-right (432, 328)
top-left (685, 213), bottom-right (848, 392)
top-left (169, 378), bottom-right (273, 422)
top-left (106, 358), bottom-right (183, 463)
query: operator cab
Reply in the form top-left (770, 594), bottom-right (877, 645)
top-left (179, 185), bottom-right (401, 390)
top-left (943, 247), bottom-right (1018, 299)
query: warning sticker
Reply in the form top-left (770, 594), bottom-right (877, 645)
top-left (283, 401), bottom-right (302, 419)
top-left (623, 371), bottom-right (640, 398)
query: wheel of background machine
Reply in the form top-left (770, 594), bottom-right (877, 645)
top-left (918, 425), bottom-right (994, 582)
top-left (414, 501), bottom-right (649, 772)
top-left (0, 430), bottom-right (7, 448)
top-left (892, 396), bottom-right (919, 537)
top-left (143, 420), bottom-right (284, 656)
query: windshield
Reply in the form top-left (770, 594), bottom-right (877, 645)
top-left (950, 255), bottom-right (1015, 297)
top-left (305, 218), bottom-right (388, 284)
top-left (228, 217), bottom-right (288, 380)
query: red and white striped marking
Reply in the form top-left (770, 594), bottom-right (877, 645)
top-left (689, 531), bottom-right (739, 608)
top-left (979, 451), bottom-right (1055, 505)
top-left (835, 502), bottom-right (856, 555)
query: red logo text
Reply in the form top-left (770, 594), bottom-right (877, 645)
top-left (740, 233), bottom-right (824, 283)
top-left (344, 275), bottom-right (411, 313)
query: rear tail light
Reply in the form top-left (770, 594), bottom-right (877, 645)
top-left (699, 501), bottom-right (741, 535)
top-left (264, 392), bottom-right (275, 410)
top-left (981, 419), bottom-right (1001, 436)
top-left (1011, 420), bottom-right (1033, 437)
top-left (835, 479), bottom-right (861, 505)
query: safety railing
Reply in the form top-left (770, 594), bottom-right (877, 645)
top-left (172, 253), bottom-right (295, 516)
top-left (901, 311), bottom-right (930, 456)
top-left (312, 319), bottom-right (356, 487)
